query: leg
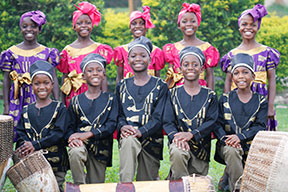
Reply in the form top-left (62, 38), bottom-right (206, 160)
top-left (86, 154), bottom-right (107, 183)
top-left (54, 171), bottom-right (66, 192)
top-left (136, 149), bottom-right (160, 181)
top-left (68, 145), bottom-right (88, 185)
top-left (169, 143), bottom-right (191, 180)
top-left (187, 152), bottom-right (209, 176)
top-left (119, 136), bottom-right (142, 182)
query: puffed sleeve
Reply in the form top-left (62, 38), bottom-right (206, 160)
top-left (151, 46), bottom-right (165, 71)
top-left (114, 46), bottom-right (125, 67)
top-left (163, 43), bottom-right (176, 66)
top-left (97, 44), bottom-right (114, 64)
top-left (0, 50), bottom-right (13, 72)
top-left (48, 48), bottom-right (60, 67)
top-left (203, 45), bottom-right (219, 69)
top-left (266, 47), bottom-right (280, 70)
top-left (56, 49), bottom-right (69, 73)
top-left (220, 52), bottom-right (233, 73)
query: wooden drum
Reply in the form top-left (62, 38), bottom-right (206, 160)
top-left (0, 115), bottom-right (14, 190)
top-left (241, 131), bottom-right (288, 192)
top-left (7, 150), bottom-right (59, 192)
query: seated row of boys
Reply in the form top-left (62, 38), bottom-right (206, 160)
top-left (15, 37), bottom-right (267, 192)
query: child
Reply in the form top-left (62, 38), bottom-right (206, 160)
top-left (67, 53), bottom-right (117, 184)
top-left (116, 36), bottom-right (168, 182)
top-left (214, 53), bottom-right (268, 191)
top-left (114, 6), bottom-right (165, 82)
top-left (221, 4), bottom-right (280, 131)
top-left (0, 10), bottom-right (60, 140)
top-left (15, 60), bottom-right (68, 192)
top-left (57, 2), bottom-right (113, 107)
top-left (163, 46), bottom-right (218, 179)
top-left (163, 3), bottom-right (219, 89)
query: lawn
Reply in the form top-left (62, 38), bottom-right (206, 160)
top-left (1, 104), bottom-right (288, 191)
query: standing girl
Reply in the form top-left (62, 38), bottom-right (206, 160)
top-left (57, 2), bottom-right (113, 107)
top-left (114, 6), bottom-right (165, 82)
top-left (0, 10), bottom-right (60, 140)
top-left (221, 4), bottom-right (280, 131)
top-left (163, 3), bottom-right (219, 89)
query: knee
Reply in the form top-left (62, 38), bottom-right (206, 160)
top-left (120, 136), bottom-right (139, 149)
top-left (223, 146), bottom-right (242, 160)
top-left (68, 146), bottom-right (86, 161)
top-left (170, 143), bottom-right (189, 161)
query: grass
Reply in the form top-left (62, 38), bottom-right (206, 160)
top-left (2, 105), bottom-right (288, 191)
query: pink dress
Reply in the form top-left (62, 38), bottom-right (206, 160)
top-left (163, 42), bottom-right (219, 86)
top-left (114, 44), bottom-right (165, 78)
top-left (57, 42), bottom-right (113, 107)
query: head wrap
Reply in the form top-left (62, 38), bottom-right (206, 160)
top-left (30, 60), bottom-right (54, 81)
top-left (128, 36), bottom-right (153, 55)
top-left (80, 53), bottom-right (107, 72)
top-left (231, 53), bottom-right (255, 74)
top-left (129, 6), bottom-right (155, 29)
top-left (20, 10), bottom-right (46, 31)
top-left (73, 2), bottom-right (101, 29)
top-left (177, 3), bottom-right (201, 26)
top-left (238, 4), bottom-right (268, 30)
top-left (179, 46), bottom-right (206, 66)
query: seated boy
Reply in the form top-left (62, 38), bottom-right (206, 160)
top-left (163, 46), bottom-right (218, 180)
top-left (67, 53), bottom-right (117, 184)
top-left (117, 36), bottom-right (168, 182)
top-left (16, 60), bottom-right (69, 192)
top-left (214, 53), bottom-right (268, 191)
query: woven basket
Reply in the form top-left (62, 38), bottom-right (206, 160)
top-left (182, 174), bottom-right (215, 192)
top-left (241, 131), bottom-right (288, 192)
top-left (0, 115), bottom-right (14, 164)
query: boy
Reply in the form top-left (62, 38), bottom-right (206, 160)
top-left (116, 36), bottom-right (168, 182)
top-left (214, 53), bottom-right (268, 191)
top-left (163, 46), bottom-right (218, 180)
top-left (16, 60), bottom-right (68, 192)
top-left (67, 53), bottom-right (117, 184)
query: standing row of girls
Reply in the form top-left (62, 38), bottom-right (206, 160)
top-left (0, 1), bottom-right (280, 192)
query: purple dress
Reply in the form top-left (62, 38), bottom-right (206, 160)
top-left (0, 45), bottom-right (60, 140)
top-left (220, 45), bottom-right (280, 130)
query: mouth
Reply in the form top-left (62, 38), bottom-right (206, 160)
top-left (185, 28), bottom-right (194, 32)
top-left (244, 31), bottom-right (253, 35)
top-left (25, 33), bottom-right (34, 38)
top-left (237, 81), bottom-right (247, 86)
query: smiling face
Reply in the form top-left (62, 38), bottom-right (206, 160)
top-left (130, 18), bottom-right (147, 38)
top-left (239, 14), bottom-right (258, 40)
top-left (32, 74), bottom-right (54, 100)
top-left (128, 46), bottom-right (150, 73)
top-left (178, 12), bottom-right (198, 37)
top-left (74, 14), bottom-right (93, 38)
top-left (180, 54), bottom-right (203, 81)
top-left (20, 17), bottom-right (39, 42)
top-left (83, 62), bottom-right (105, 87)
top-left (232, 66), bottom-right (255, 90)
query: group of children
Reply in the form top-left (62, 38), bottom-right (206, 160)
top-left (0, 2), bottom-right (280, 192)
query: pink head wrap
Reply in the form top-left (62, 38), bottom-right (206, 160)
top-left (20, 10), bottom-right (46, 31)
top-left (177, 3), bottom-right (201, 26)
top-left (129, 6), bottom-right (155, 29)
top-left (238, 4), bottom-right (267, 30)
top-left (73, 2), bottom-right (101, 29)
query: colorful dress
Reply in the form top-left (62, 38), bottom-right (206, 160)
top-left (163, 42), bottom-right (219, 87)
top-left (114, 44), bottom-right (165, 78)
top-left (0, 45), bottom-right (60, 138)
top-left (56, 42), bottom-right (113, 107)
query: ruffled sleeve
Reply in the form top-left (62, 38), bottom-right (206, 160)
top-left (97, 44), bottom-right (114, 64)
top-left (113, 46), bottom-right (125, 67)
top-left (57, 49), bottom-right (69, 73)
top-left (48, 48), bottom-right (60, 67)
top-left (266, 47), bottom-right (280, 70)
top-left (203, 45), bottom-right (219, 69)
top-left (220, 52), bottom-right (233, 73)
top-left (163, 43), bottom-right (177, 66)
top-left (151, 46), bottom-right (165, 71)
top-left (0, 50), bottom-right (13, 72)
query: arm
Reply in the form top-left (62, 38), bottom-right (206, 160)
top-left (206, 67), bottom-right (214, 90)
top-left (52, 68), bottom-right (59, 100)
top-left (116, 66), bottom-right (123, 83)
top-left (267, 69), bottom-right (276, 118)
top-left (224, 72), bottom-right (232, 93)
top-left (101, 75), bottom-right (108, 92)
top-left (3, 71), bottom-right (11, 115)
top-left (61, 73), bottom-right (68, 103)
top-left (213, 95), bottom-right (228, 143)
top-left (116, 83), bottom-right (129, 132)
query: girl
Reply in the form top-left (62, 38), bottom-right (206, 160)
top-left (163, 3), bottom-right (219, 89)
top-left (0, 10), bottom-right (60, 140)
top-left (57, 2), bottom-right (113, 107)
top-left (114, 6), bottom-right (165, 82)
top-left (221, 4), bottom-right (280, 131)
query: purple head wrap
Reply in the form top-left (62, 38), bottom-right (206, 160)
top-left (20, 10), bottom-right (46, 31)
top-left (238, 4), bottom-right (268, 30)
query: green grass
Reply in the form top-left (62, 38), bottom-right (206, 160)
top-left (2, 106), bottom-right (288, 191)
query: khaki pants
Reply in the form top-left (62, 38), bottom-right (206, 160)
top-left (219, 145), bottom-right (244, 191)
top-left (169, 143), bottom-right (209, 180)
top-left (68, 145), bottom-right (106, 185)
top-left (119, 136), bottom-right (160, 182)
top-left (54, 171), bottom-right (66, 192)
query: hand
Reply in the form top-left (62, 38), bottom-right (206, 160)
top-left (267, 104), bottom-right (275, 119)
top-left (68, 138), bottom-right (83, 148)
top-left (68, 132), bottom-right (93, 143)
top-left (15, 141), bottom-right (35, 158)
top-left (225, 134), bottom-right (240, 148)
top-left (120, 125), bottom-right (136, 138)
top-left (173, 138), bottom-right (190, 151)
top-left (173, 132), bottom-right (193, 142)
top-left (133, 129), bottom-right (142, 138)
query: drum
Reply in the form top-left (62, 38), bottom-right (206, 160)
top-left (241, 131), bottom-right (288, 192)
top-left (0, 115), bottom-right (14, 190)
top-left (7, 150), bottom-right (59, 192)
top-left (65, 174), bottom-right (215, 192)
